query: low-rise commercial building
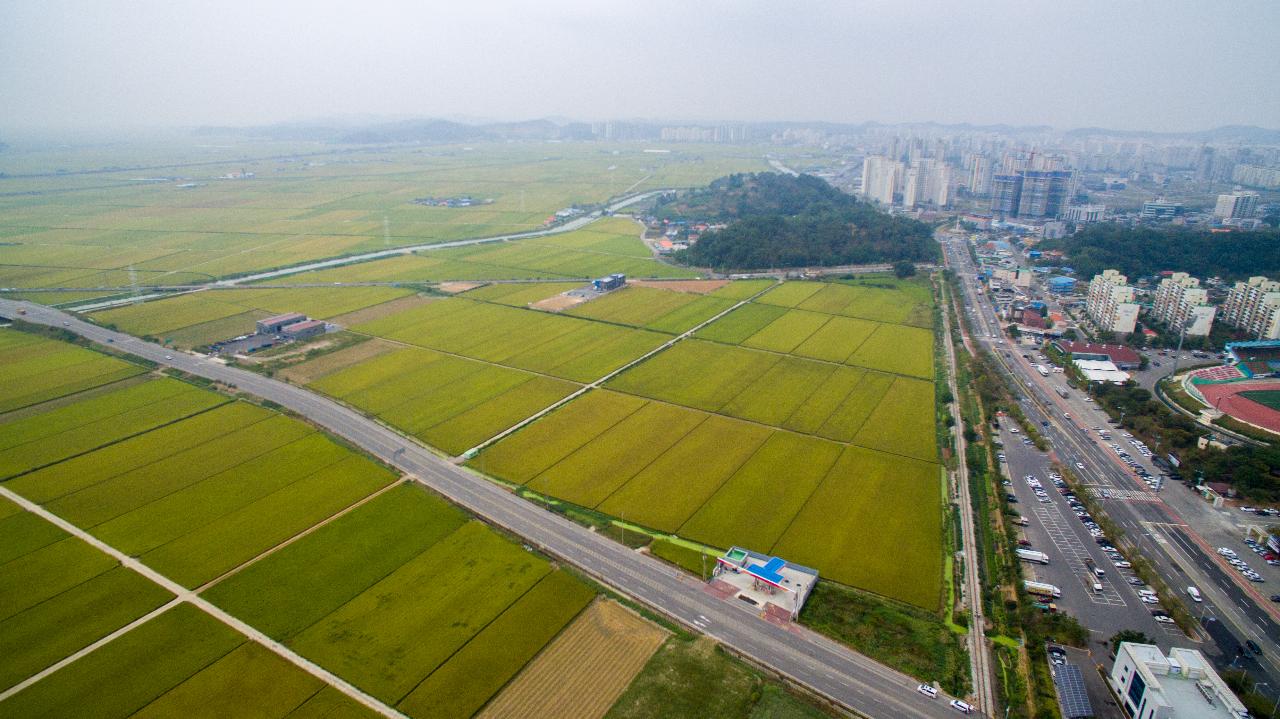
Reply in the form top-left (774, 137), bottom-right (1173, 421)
top-left (1109, 642), bottom-right (1247, 719)
top-left (1050, 340), bottom-right (1141, 369)
top-left (1087, 270), bottom-right (1140, 334)
top-left (257, 312), bottom-right (307, 334)
top-left (281, 319), bottom-right (326, 340)
top-left (1151, 272), bottom-right (1215, 336)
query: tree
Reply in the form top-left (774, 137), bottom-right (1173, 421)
top-left (1110, 629), bottom-right (1154, 653)
top-left (1063, 328), bottom-right (1078, 340)
top-left (893, 261), bottom-right (916, 278)
top-left (1007, 324), bottom-right (1021, 339)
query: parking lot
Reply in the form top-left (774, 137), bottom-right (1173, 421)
top-left (997, 424), bottom-right (1185, 645)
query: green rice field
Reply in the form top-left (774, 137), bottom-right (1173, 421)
top-left (0, 329), bottom-right (145, 412)
top-left (0, 498), bottom-right (174, 692)
top-left (3, 385), bottom-right (397, 589)
top-left (309, 345), bottom-right (579, 455)
top-left (91, 286), bottom-right (413, 348)
top-left (352, 297), bottom-right (670, 382)
top-left (205, 484), bottom-right (595, 717)
top-left (1, 143), bottom-right (764, 292)
top-left (471, 389), bottom-right (942, 607)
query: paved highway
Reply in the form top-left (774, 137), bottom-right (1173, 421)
top-left (1, 298), bottom-right (964, 719)
top-left (943, 238), bottom-right (1280, 686)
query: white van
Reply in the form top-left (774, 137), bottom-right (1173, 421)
top-left (1187, 586), bottom-right (1202, 603)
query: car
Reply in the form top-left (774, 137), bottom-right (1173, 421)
top-left (62, 321), bottom-right (69, 326)
top-left (1270, 595), bottom-right (1280, 602)
top-left (950, 699), bottom-right (975, 714)
top-left (1153, 615), bottom-right (1175, 624)
top-left (1114, 561), bottom-right (1132, 568)
top-left (1141, 596), bottom-right (1159, 604)
top-left (164, 355), bottom-right (173, 360)
top-left (1010, 428), bottom-right (1020, 433)
top-left (917, 684), bottom-right (938, 698)
top-left (1247, 639), bottom-right (1263, 656)
top-left (1128, 578), bottom-right (1145, 587)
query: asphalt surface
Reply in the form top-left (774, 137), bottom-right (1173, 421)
top-left (944, 238), bottom-right (1280, 689)
top-left (1, 298), bottom-right (963, 719)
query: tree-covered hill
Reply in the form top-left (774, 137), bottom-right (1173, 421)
top-left (1039, 224), bottom-right (1280, 281)
top-left (662, 173), bottom-right (937, 271)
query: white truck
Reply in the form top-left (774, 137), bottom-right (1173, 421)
top-left (1016, 548), bottom-right (1050, 565)
top-left (1023, 580), bottom-right (1062, 598)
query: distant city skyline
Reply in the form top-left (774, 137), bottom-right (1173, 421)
top-left (2, 0), bottom-right (1279, 134)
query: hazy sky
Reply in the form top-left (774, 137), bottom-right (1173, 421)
top-left (3, 0), bottom-right (1278, 133)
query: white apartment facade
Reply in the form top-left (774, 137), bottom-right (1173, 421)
top-left (1151, 273), bottom-right (1215, 336)
top-left (1213, 191), bottom-right (1259, 220)
top-left (1087, 269), bottom-right (1140, 334)
top-left (860, 156), bottom-right (902, 206)
top-left (1222, 276), bottom-right (1280, 340)
top-left (1110, 643), bottom-right (1247, 719)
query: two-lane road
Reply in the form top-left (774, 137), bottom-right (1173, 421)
top-left (1, 299), bottom-right (964, 719)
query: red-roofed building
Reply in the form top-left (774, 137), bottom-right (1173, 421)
top-left (1021, 309), bottom-right (1044, 329)
top-left (1050, 340), bottom-right (1142, 369)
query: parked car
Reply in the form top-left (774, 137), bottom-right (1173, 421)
top-left (917, 684), bottom-right (938, 699)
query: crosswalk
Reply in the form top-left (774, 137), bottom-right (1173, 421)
top-left (1085, 487), bottom-right (1162, 502)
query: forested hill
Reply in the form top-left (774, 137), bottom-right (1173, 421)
top-left (1038, 224), bottom-right (1280, 281)
top-left (663, 173), bottom-right (937, 271)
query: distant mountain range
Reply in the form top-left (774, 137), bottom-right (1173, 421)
top-left (191, 117), bottom-right (1280, 146)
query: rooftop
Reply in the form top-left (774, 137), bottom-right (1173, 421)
top-left (712, 547), bottom-right (818, 619)
top-left (1119, 644), bottom-right (1247, 719)
top-left (1073, 359), bottom-right (1130, 384)
top-left (1053, 340), bottom-right (1141, 364)
top-left (260, 312), bottom-right (306, 325)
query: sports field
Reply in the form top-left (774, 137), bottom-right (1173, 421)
top-left (0, 143), bottom-right (765, 292)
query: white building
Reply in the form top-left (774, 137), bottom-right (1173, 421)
top-left (1064, 204), bottom-right (1106, 223)
top-left (994, 267), bottom-right (1032, 288)
top-left (860, 156), bottom-right (902, 206)
top-left (1213, 191), bottom-right (1260, 220)
top-left (1222, 276), bottom-right (1280, 340)
top-left (1087, 269), bottom-right (1140, 334)
top-left (1110, 643), bottom-right (1247, 719)
top-left (1151, 273), bottom-right (1215, 336)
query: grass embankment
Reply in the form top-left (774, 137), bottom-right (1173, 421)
top-left (605, 637), bottom-right (833, 719)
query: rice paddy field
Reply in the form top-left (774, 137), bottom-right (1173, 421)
top-left (3, 331), bottom-right (796, 719)
top-left (0, 329), bottom-right (145, 412)
top-left (350, 296), bottom-right (671, 383)
top-left (0, 142), bottom-right (762, 294)
top-left (466, 276), bottom-right (944, 608)
top-left (90, 286), bottom-right (414, 348)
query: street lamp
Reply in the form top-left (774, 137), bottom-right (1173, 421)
top-left (1168, 317), bottom-right (1196, 379)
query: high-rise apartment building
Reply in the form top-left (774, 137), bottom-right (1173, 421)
top-left (1151, 273), bottom-right (1215, 336)
top-left (1213, 191), bottom-right (1260, 220)
top-left (968, 155), bottom-right (992, 196)
top-left (1087, 270), bottom-right (1140, 334)
top-left (860, 156), bottom-right (902, 206)
top-left (1222, 276), bottom-right (1280, 340)
top-left (990, 173), bottom-right (1023, 216)
top-left (1016, 170), bottom-right (1072, 218)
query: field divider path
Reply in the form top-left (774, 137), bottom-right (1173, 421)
top-left (0, 484), bottom-right (409, 719)
top-left (457, 279), bottom-right (783, 458)
top-left (3, 298), bottom-right (963, 719)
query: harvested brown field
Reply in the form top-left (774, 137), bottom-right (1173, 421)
top-left (531, 293), bottom-right (587, 312)
top-left (328, 293), bottom-right (437, 326)
top-left (628, 279), bottom-right (729, 294)
top-left (438, 281), bottom-right (484, 293)
top-left (478, 599), bottom-right (667, 719)
top-left (278, 338), bottom-right (397, 384)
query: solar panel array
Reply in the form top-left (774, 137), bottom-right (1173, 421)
top-left (1053, 663), bottom-right (1095, 719)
